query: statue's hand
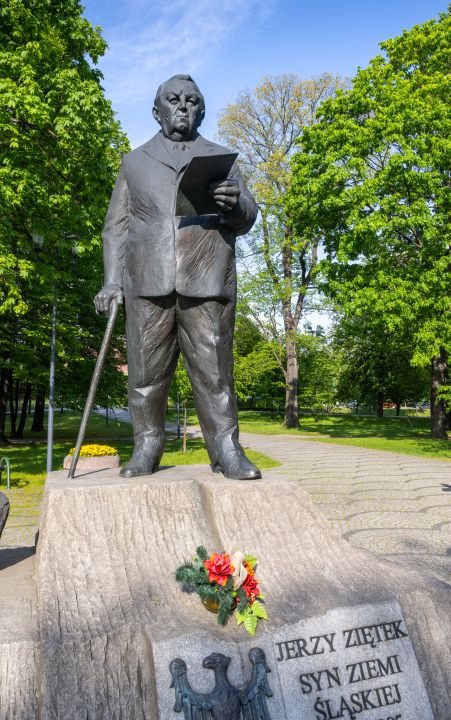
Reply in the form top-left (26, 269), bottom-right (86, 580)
top-left (94, 284), bottom-right (122, 316)
top-left (208, 179), bottom-right (240, 214)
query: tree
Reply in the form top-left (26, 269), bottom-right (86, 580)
top-left (169, 356), bottom-right (193, 453)
top-left (216, 73), bottom-right (350, 428)
top-left (233, 304), bottom-right (282, 410)
top-left (298, 324), bottom-right (338, 417)
top-left (0, 0), bottom-right (129, 444)
top-left (289, 7), bottom-right (451, 438)
top-left (333, 314), bottom-right (430, 417)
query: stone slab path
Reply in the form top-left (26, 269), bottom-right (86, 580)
top-left (241, 433), bottom-right (451, 585)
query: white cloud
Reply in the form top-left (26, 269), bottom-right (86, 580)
top-left (95, 0), bottom-right (275, 106)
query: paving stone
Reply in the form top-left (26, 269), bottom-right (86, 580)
top-left (241, 434), bottom-right (451, 584)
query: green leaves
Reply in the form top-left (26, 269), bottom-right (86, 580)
top-left (237, 599), bottom-right (268, 636)
top-left (242, 614), bottom-right (258, 636)
top-left (245, 554), bottom-right (258, 567)
top-left (288, 5), bottom-right (451, 401)
top-left (249, 600), bottom-right (268, 619)
top-left (196, 546), bottom-right (208, 562)
top-left (217, 75), bottom-right (350, 425)
top-left (0, 0), bottom-right (129, 316)
top-left (174, 558), bottom-right (209, 587)
top-left (0, 0), bottom-right (130, 406)
top-left (217, 585), bottom-right (234, 626)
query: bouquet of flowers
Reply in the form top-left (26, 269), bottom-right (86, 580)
top-left (175, 544), bottom-right (268, 636)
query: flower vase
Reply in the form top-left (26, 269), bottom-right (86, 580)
top-left (202, 598), bottom-right (237, 614)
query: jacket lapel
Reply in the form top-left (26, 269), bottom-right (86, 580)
top-left (179, 136), bottom-right (225, 173)
top-left (142, 133), bottom-right (227, 175)
top-left (142, 132), bottom-right (178, 171)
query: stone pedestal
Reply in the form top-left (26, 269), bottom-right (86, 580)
top-left (30, 465), bottom-right (451, 718)
top-left (0, 547), bottom-right (39, 720)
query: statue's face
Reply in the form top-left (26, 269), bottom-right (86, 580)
top-left (153, 79), bottom-right (204, 141)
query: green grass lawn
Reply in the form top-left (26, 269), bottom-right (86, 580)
top-left (236, 411), bottom-right (431, 437)
top-left (234, 411), bottom-right (451, 461)
top-left (3, 409), bottom-right (449, 492)
top-left (17, 409), bottom-right (134, 440)
top-left (167, 408), bottom-right (432, 437)
top-left (303, 435), bottom-right (451, 462)
top-left (1, 439), bottom-right (279, 490)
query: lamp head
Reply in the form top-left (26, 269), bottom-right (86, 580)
top-left (32, 233), bottom-right (44, 251)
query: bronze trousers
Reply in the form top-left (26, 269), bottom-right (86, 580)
top-left (124, 291), bottom-right (240, 466)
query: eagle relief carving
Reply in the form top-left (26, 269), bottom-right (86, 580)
top-left (169, 648), bottom-right (273, 720)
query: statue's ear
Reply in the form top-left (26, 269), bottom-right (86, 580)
top-left (197, 107), bottom-right (205, 128)
top-left (152, 106), bottom-right (161, 125)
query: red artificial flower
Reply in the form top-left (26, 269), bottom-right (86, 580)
top-left (204, 553), bottom-right (235, 586)
top-left (242, 573), bottom-right (259, 604)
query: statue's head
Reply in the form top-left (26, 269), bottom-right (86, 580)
top-left (153, 74), bottom-right (205, 142)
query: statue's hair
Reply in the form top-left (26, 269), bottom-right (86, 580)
top-left (154, 75), bottom-right (205, 113)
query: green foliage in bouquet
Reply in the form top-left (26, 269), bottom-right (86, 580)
top-left (175, 546), bottom-right (267, 634)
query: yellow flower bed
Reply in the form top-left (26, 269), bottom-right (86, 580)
top-left (69, 444), bottom-right (118, 458)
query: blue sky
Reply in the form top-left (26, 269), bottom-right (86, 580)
top-left (83, 0), bottom-right (441, 149)
top-left (82, 0), bottom-right (440, 329)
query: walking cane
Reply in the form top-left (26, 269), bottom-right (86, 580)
top-left (68, 293), bottom-right (123, 479)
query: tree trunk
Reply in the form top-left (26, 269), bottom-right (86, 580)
top-left (377, 391), bottom-right (384, 418)
top-left (183, 396), bottom-right (187, 454)
top-left (14, 378), bottom-right (19, 418)
top-left (0, 368), bottom-right (10, 446)
top-left (396, 401), bottom-right (401, 416)
top-left (28, 395), bottom-right (32, 414)
top-left (31, 393), bottom-right (46, 432)
top-left (283, 341), bottom-right (299, 428)
top-left (431, 349), bottom-right (448, 439)
top-left (16, 382), bottom-right (32, 439)
top-left (8, 370), bottom-right (17, 439)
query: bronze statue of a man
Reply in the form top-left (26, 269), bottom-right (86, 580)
top-left (94, 74), bottom-right (260, 480)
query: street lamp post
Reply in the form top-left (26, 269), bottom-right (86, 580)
top-left (33, 234), bottom-right (77, 473)
top-left (177, 391), bottom-right (181, 440)
top-left (47, 257), bottom-right (58, 475)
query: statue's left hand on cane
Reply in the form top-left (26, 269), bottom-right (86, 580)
top-left (94, 283), bottom-right (123, 316)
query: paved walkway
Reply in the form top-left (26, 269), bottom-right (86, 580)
top-left (241, 433), bottom-right (451, 585)
top-left (0, 487), bottom-right (42, 549)
top-left (2, 425), bottom-right (451, 586)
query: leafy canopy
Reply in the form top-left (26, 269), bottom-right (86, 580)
top-left (288, 7), bottom-right (451, 368)
top-left (0, 0), bottom-right (128, 315)
top-left (0, 0), bottom-right (129, 412)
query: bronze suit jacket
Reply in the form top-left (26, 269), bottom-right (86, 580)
top-left (102, 131), bottom-right (258, 298)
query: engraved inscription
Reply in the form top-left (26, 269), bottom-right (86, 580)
top-left (272, 603), bottom-right (434, 720)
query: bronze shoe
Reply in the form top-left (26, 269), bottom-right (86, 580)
top-left (212, 447), bottom-right (261, 481)
top-left (119, 430), bottom-right (166, 478)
